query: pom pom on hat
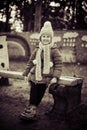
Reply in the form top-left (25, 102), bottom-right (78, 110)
top-left (40, 21), bottom-right (54, 38)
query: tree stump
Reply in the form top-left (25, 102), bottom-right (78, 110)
top-left (49, 77), bottom-right (83, 120)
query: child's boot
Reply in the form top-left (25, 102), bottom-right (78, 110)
top-left (20, 105), bottom-right (37, 120)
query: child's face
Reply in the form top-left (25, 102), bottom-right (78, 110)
top-left (41, 34), bottom-right (52, 45)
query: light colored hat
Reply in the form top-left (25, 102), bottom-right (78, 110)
top-left (40, 21), bottom-right (54, 38)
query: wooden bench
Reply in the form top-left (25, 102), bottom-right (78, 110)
top-left (0, 70), bottom-right (83, 86)
top-left (0, 70), bottom-right (24, 80)
top-left (0, 70), bottom-right (24, 85)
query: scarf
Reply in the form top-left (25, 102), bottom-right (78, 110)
top-left (33, 42), bottom-right (54, 81)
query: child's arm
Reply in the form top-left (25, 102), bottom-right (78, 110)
top-left (51, 48), bottom-right (62, 81)
top-left (49, 49), bottom-right (62, 85)
top-left (50, 77), bottom-right (58, 84)
top-left (22, 49), bottom-right (37, 77)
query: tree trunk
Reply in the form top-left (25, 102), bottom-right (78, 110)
top-left (34, 0), bottom-right (42, 32)
top-left (5, 1), bottom-right (10, 32)
top-left (27, 4), bottom-right (34, 32)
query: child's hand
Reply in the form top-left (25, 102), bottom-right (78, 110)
top-left (48, 77), bottom-right (58, 93)
top-left (24, 76), bottom-right (28, 82)
top-left (50, 77), bottom-right (57, 85)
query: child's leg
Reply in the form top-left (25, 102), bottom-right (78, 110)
top-left (29, 81), bottom-right (38, 106)
top-left (29, 81), bottom-right (47, 106)
top-left (20, 81), bottom-right (47, 120)
top-left (36, 83), bottom-right (47, 106)
top-left (20, 81), bottom-right (37, 120)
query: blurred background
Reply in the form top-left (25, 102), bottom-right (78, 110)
top-left (0, 0), bottom-right (87, 32)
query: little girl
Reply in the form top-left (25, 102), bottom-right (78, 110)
top-left (20, 21), bottom-right (62, 120)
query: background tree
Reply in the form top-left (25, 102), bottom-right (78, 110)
top-left (34, 0), bottom-right (42, 32)
top-left (0, 0), bottom-right (87, 32)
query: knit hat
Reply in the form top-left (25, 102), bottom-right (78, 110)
top-left (40, 21), bottom-right (54, 38)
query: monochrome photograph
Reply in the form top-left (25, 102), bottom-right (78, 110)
top-left (0, 0), bottom-right (87, 130)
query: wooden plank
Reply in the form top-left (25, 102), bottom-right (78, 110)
top-left (59, 76), bottom-right (83, 86)
top-left (0, 70), bottom-right (24, 80)
top-left (0, 70), bottom-right (83, 86)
